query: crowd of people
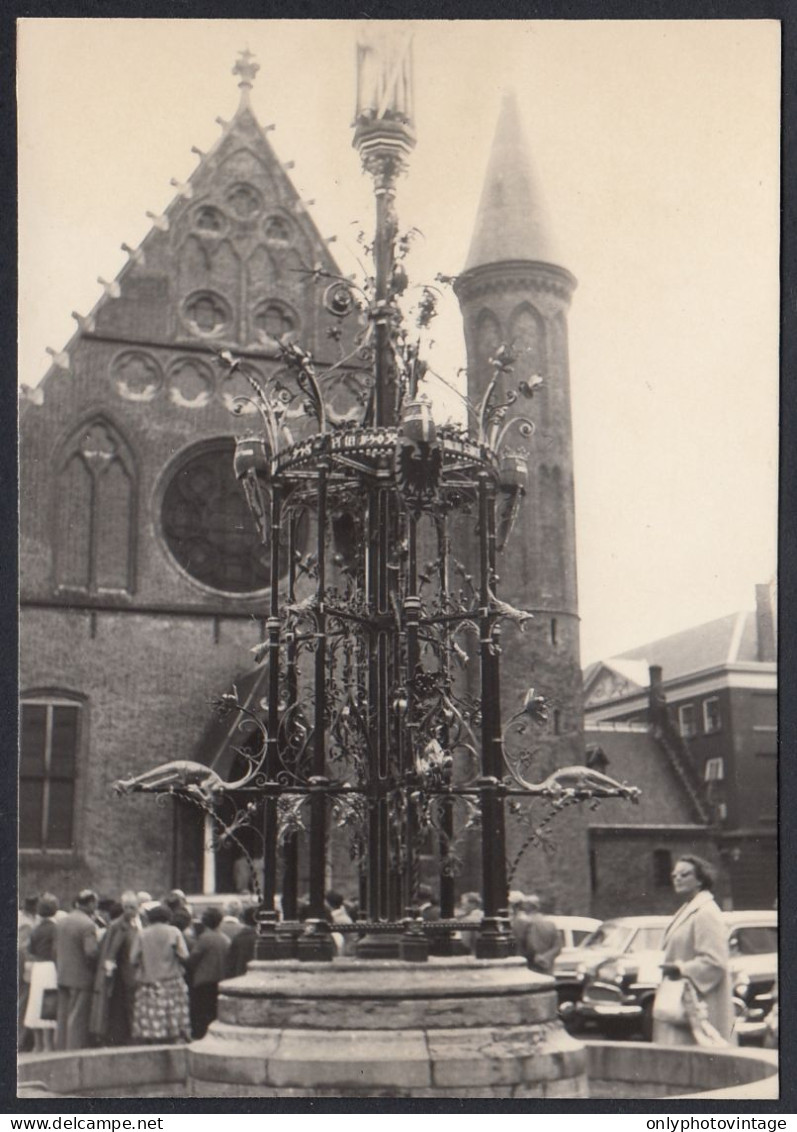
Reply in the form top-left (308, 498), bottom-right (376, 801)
top-left (18, 888), bottom-right (262, 1054)
top-left (19, 882), bottom-right (566, 1055)
top-left (19, 857), bottom-right (766, 1060)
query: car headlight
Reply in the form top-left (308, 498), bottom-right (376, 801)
top-left (595, 958), bottom-right (628, 983)
top-left (734, 976), bottom-right (750, 998)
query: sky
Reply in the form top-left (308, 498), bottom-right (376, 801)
top-left (17, 19), bottom-right (780, 665)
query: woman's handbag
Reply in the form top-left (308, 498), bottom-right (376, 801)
top-left (652, 975), bottom-right (688, 1025)
top-left (653, 975), bottom-right (731, 1046)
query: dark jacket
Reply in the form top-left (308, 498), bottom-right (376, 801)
top-left (28, 919), bottom-right (57, 962)
top-left (226, 927), bottom-right (256, 978)
top-left (186, 928), bottom-right (230, 987)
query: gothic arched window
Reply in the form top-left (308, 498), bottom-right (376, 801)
top-left (54, 419), bottom-right (136, 594)
top-left (508, 302), bottom-right (545, 379)
top-left (475, 309), bottom-right (501, 366)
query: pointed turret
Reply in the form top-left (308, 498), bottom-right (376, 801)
top-left (454, 90), bottom-right (585, 914)
top-left (464, 90), bottom-right (559, 272)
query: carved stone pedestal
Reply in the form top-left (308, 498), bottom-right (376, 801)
top-left (188, 956), bottom-right (588, 1098)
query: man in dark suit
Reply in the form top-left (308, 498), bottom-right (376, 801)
top-left (186, 907), bottom-right (230, 1039)
top-left (54, 889), bottom-right (100, 1050)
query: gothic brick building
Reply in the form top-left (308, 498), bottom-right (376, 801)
top-left (19, 56), bottom-right (363, 901)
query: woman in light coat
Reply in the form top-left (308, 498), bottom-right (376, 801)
top-left (653, 854), bottom-right (734, 1046)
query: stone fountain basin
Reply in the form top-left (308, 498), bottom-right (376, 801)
top-left (18, 1040), bottom-right (777, 1100)
top-left (18, 958), bottom-right (777, 1100)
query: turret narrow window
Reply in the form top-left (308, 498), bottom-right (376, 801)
top-left (54, 419), bottom-right (136, 594)
top-left (508, 302), bottom-right (545, 379)
top-left (475, 309), bottom-right (501, 367)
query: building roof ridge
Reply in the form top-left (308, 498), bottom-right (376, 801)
top-left (726, 608), bottom-right (749, 664)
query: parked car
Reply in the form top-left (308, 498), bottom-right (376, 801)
top-left (551, 915), bottom-right (602, 951)
top-left (553, 914), bottom-right (669, 1004)
top-left (559, 910), bottom-right (777, 1043)
top-left (184, 893), bottom-right (259, 919)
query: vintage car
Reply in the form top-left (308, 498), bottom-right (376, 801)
top-left (559, 909), bottom-right (777, 1043)
top-left (184, 892), bottom-right (259, 919)
top-left (550, 915), bottom-right (602, 952)
top-left (552, 914), bottom-right (669, 1004)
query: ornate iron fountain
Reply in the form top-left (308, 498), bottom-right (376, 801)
top-left (114, 32), bottom-right (638, 964)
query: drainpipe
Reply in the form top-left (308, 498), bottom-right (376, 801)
top-left (202, 811), bottom-right (216, 895)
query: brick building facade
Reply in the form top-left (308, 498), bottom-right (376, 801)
top-left (583, 582), bottom-right (778, 912)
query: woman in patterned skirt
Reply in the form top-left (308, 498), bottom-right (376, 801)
top-left (128, 904), bottom-right (190, 1044)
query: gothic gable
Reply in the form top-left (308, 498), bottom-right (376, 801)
top-left (35, 84), bottom-right (351, 400)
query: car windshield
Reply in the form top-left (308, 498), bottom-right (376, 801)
top-left (582, 923), bottom-right (633, 951)
top-left (628, 925), bottom-right (666, 952)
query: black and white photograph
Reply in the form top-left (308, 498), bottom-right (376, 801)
top-left (16, 18), bottom-right (779, 1102)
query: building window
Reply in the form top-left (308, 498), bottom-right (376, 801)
top-left (552, 709), bottom-right (562, 735)
top-left (677, 703), bottom-right (697, 739)
top-left (653, 848), bottom-right (672, 887)
top-left (508, 301), bottom-right (545, 379)
top-left (20, 698), bottom-right (81, 850)
top-left (703, 697), bottom-right (721, 734)
top-left (704, 757), bottom-right (725, 782)
top-left (550, 617), bottom-right (558, 646)
top-left (161, 439), bottom-right (306, 594)
top-left (55, 419), bottom-right (136, 594)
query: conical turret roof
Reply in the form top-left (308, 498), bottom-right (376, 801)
top-left (464, 90), bottom-right (560, 272)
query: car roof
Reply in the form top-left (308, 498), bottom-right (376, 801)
top-left (551, 915), bottom-right (602, 929)
top-left (596, 916), bottom-right (671, 928)
top-left (185, 893), bottom-right (258, 908)
top-left (722, 910), bottom-right (777, 925)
